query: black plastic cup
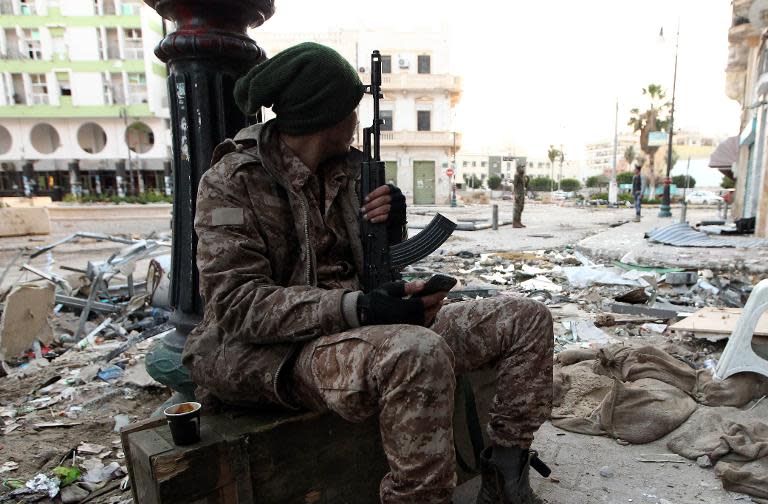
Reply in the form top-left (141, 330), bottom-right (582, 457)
top-left (164, 401), bottom-right (201, 446)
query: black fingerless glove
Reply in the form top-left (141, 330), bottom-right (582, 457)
top-left (357, 281), bottom-right (425, 326)
top-left (387, 184), bottom-right (407, 244)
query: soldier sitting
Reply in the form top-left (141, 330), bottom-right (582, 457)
top-left (183, 42), bottom-right (554, 504)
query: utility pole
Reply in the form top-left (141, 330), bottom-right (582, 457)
top-left (609, 98), bottom-right (619, 206)
top-left (119, 107), bottom-right (134, 196)
top-left (659, 20), bottom-right (680, 218)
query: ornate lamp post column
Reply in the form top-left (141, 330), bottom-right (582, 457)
top-left (659, 22), bottom-right (679, 218)
top-left (143, 0), bottom-right (273, 396)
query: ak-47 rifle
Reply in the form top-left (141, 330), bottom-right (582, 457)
top-left (360, 50), bottom-right (457, 293)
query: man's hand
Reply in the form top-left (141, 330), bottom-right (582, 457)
top-left (357, 280), bottom-right (448, 327)
top-left (405, 280), bottom-right (448, 326)
top-left (361, 184), bottom-right (406, 225)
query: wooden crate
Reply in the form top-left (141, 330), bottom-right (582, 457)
top-left (123, 369), bottom-right (495, 503)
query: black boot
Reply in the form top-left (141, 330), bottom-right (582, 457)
top-left (475, 446), bottom-right (546, 504)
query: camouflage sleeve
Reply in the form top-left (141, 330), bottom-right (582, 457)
top-left (194, 162), bottom-right (350, 345)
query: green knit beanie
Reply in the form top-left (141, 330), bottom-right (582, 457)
top-left (234, 42), bottom-right (364, 135)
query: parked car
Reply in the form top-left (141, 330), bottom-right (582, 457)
top-left (501, 191), bottom-right (514, 200)
top-left (551, 190), bottom-right (568, 200)
top-left (685, 191), bottom-right (724, 205)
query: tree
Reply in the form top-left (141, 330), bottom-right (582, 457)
top-left (547, 145), bottom-right (561, 191)
top-left (463, 173), bottom-right (481, 189)
top-left (721, 176), bottom-right (735, 189)
top-left (616, 172), bottom-right (634, 185)
top-left (623, 145), bottom-right (636, 167)
top-left (488, 175), bottom-right (502, 190)
top-left (628, 84), bottom-right (671, 197)
top-left (586, 175), bottom-right (609, 188)
top-left (529, 176), bottom-right (554, 192)
top-left (560, 178), bottom-right (581, 191)
top-left (671, 175), bottom-right (696, 188)
top-left (558, 149), bottom-right (566, 190)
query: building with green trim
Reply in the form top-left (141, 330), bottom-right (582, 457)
top-left (0, 0), bottom-right (171, 198)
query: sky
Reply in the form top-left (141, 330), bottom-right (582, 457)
top-left (256, 0), bottom-right (741, 159)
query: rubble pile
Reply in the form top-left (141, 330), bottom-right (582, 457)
top-left (0, 233), bottom-right (172, 504)
top-left (408, 247), bottom-right (761, 358)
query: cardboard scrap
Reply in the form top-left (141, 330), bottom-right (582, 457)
top-left (669, 307), bottom-right (768, 342)
top-left (0, 281), bottom-right (56, 361)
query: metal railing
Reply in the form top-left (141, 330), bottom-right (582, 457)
top-left (371, 73), bottom-right (462, 92)
top-left (378, 130), bottom-right (461, 148)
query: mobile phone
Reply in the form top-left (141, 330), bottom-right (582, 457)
top-left (411, 274), bottom-right (457, 298)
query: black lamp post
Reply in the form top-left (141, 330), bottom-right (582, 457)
top-left (142, 0), bottom-right (273, 396)
top-left (659, 22), bottom-right (679, 218)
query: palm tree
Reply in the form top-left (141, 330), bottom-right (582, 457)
top-left (628, 84), bottom-right (670, 198)
top-left (623, 145), bottom-right (636, 169)
top-left (558, 149), bottom-right (565, 190)
top-left (547, 145), bottom-right (560, 192)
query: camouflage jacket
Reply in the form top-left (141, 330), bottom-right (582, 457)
top-left (182, 120), bottom-right (368, 408)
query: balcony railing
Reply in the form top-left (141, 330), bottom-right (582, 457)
top-left (360, 73), bottom-right (461, 93)
top-left (378, 130), bottom-right (462, 148)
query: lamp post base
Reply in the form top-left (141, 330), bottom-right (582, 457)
top-left (658, 205), bottom-right (672, 218)
top-left (658, 177), bottom-right (672, 217)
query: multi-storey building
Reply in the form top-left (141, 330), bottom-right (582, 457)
top-left (584, 134), bottom-right (641, 177)
top-left (253, 29), bottom-right (462, 205)
top-left (456, 152), bottom-right (586, 188)
top-left (723, 0), bottom-right (768, 236)
top-left (0, 0), bottom-right (171, 198)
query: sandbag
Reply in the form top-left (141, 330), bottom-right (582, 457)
top-left (716, 459), bottom-right (768, 499)
top-left (551, 361), bottom-right (613, 418)
top-left (593, 345), bottom-right (697, 396)
top-left (555, 348), bottom-right (598, 366)
top-left (599, 378), bottom-right (697, 444)
top-left (696, 369), bottom-right (768, 407)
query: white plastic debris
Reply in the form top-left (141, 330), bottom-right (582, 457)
top-left (563, 266), bottom-right (650, 289)
top-left (520, 276), bottom-right (562, 293)
top-left (25, 473), bottom-right (60, 498)
top-left (641, 323), bottom-right (668, 334)
top-left (113, 414), bottom-right (131, 432)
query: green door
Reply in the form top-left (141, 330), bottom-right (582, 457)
top-left (384, 161), bottom-right (397, 186)
top-left (413, 161), bottom-right (435, 204)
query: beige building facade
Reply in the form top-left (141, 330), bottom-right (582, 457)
top-left (724, 0), bottom-right (768, 236)
top-left (253, 29), bottom-right (462, 205)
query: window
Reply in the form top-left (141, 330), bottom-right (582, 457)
top-left (120, 0), bottom-right (140, 15)
top-left (123, 28), bottom-right (143, 59)
top-left (381, 55), bottom-right (391, 74)
top-left (30, 74), bottom-right (49, 104)
top-left (19, 0), bottom-right (34, 15)
top-left (472, 161), bottom-right (476, 167)
top-left (481, 161), bottom-right (487, 168)
top-left (417, 110), bottom-right (430, 131)
top-left (127, 72), bottom-right (147, 104)
top-left (380, 110), bottom-right (393, 131)
top-left (417, 55), bottom-right (431, 74)
top-left (462, 161), bottom-right (468, 167)
top-left (23, 29), bottom-right (42, 60)
top-left (57, 74), bottom-right (71, 97)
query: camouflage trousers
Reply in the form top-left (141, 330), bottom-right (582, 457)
top-left (287, 295), bottom-right (554, 504)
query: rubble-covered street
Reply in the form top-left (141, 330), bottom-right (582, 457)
top-left (2, 201), bottom-right (768, 503)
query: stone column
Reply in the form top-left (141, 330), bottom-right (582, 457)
top-left (115, 160), bottom-right (127, 197)
top-left (22, 161), bottom-right (35, 197)
top-left (143, 0), bottom-right (272, 396)
top-left (68, 160), bottom-right (82, 198)
top-left (163, 160), bottom-right (172, 196)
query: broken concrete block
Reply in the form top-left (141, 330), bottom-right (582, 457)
top-left (0, 282), bottom-right (55, 361)
top-left (666, 271), bottom-right (698, 285)
top-left (0, 196), bottom-right (52, 208)
top-left (0, 207), bottom-right (50, 237)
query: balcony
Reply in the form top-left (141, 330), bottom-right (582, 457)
top-left (378, 130), bottom-right (462, 149)
top-left (361, 73), bottom-right (462, 94)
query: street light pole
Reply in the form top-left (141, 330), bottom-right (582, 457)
top-left (451, 131), bottom-right (457, 207)
top-left (659, 20), bottom-right (680, 218)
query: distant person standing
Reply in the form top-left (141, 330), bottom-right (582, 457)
top-left (512, 159), bottom-right (529, 228)
top-left (632, 164), bottom-right (645, 222)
